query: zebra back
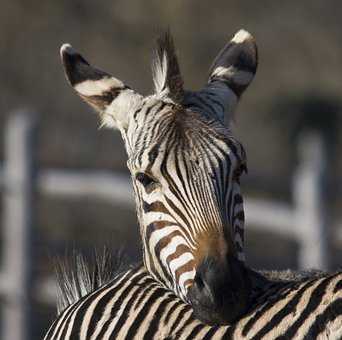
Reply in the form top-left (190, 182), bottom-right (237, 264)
top-left (45, 263), bottom-right (342, 339)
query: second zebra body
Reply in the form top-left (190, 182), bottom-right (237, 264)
top-left (45, 263), bottom-right (341, 339)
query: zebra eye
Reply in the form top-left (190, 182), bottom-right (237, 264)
top-left (136, 172), bottom-right (159, 193)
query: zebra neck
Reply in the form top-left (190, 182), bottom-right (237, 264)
top-left (142, 249), bottom-right (179, 299)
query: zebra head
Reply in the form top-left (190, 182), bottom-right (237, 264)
top-left (60, 29), bottom-right (257, 325)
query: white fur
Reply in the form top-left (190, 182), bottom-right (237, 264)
top-left (178, 269), bottom-right (196, 296)
top-left (104, 89), bottom-right (142, 130)
top-left (153, 52), bottom-right (168, 94)
top-left (60, 43), bottom-right (75, 57)
top-left (212, 66), bottom-right (254, 86)
top-left (168, 252), bottom-right (194, 277)
top-left (148, 225), bottom-right (179, 251)
top-left (75, 78), bottom-right (123, 97)
top-left (160, 235), bottom-right (188, 266)
top-left (143, 211), bottom-right (175, 226)
top-left (231, 29), bottom-right (251, 44)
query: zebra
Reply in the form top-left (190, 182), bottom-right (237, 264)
top-left (56, 28), bottom-right (258, 325)
top-left (44, 30), bottom-right (342, 339)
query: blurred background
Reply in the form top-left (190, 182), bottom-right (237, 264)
top-left (0, 0), bottom-right (342, 338)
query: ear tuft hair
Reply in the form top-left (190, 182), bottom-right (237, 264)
top-left (152, 31), bottom-right (184, 102)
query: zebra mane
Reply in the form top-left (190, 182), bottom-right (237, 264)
top-left (259, 268), bottom-right (326, 282)
top-left (152, 30), bottom-right (184, 102)
top-left (54, 248), bottom-right (128, 314)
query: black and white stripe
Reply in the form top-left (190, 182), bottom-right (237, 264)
top-left (44, 263), bottom-right (342, 339)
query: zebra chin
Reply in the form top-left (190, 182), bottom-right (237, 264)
top-left (187, 255), bottom-right (251, 325)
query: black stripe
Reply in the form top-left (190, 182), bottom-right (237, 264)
top-left (179, 148), bottom-right (203, 228)
top-left (186, 323), bottom-right (205, 338)
top-left (164, 300), bottom-right (182, 325)
top-left (173, 310), bottom-right (197, 338)
top-left (47, 300), bottom-right (82, 339)
top-left (133, 105), bottom-right (144, 121)
top-left (105, 280), bottom-right (157, 339)
top-left (241, 281), bottom-right (300, 336)
top-left (132, 278), bottom-right (159, 311)
top-left (142, 293), bottom-right (174, 340)
top-left (160, 139), bottom-right (195, 223)
top-left (124, 287), bottom-right (169, 338)
top-left (82, 270), bottom-right (145, 339)
top-left (169, 304), bottom-right (191, 334)
top-left (164, 196), bottom-right (193, 242)
top-left (234, 211), bottom-right (244, 221)
top-left (138, 102), bottom-right (168, 164)
top-left (222, 323), bottom-right (237, 339)
top-left (62, 52), bottom-right (104, 86)
top-left (251, 279), bottom-right (319, 340)
top-left (174, 144), bottom-right (195, 217)
top-left (202, 326), bottom-right (220, 340)
top-left (135, 102), bottom-right (159, 160)
top-left (57, 275), bottom-right (123, 340)
top-left (305, 298), bottom-right (342, 338)
top-left (334, 277), bottom-right (342, 293)
top-left (276, 274), bottom-right (338, 340)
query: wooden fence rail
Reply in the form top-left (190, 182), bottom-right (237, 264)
top-left (0, 111), bottom-right (337, 340)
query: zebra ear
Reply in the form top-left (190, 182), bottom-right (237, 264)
top-left (60, 44), bottom-right (143, 130)
top-left (152, 31), bottom-right (184, 102)
top-left (207, 29), bottom-right (258, 122)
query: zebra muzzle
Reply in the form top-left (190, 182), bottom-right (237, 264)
top-left (187, 255), bottom-right (251, 325)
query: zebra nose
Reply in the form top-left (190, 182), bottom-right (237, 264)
top-left (187, 256), bottom-right (251, 325)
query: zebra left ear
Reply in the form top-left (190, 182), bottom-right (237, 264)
top-left (60, 44), bottom-right (142, 130)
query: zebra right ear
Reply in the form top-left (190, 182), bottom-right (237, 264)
top-left (60, 44), bottom-right (143, 130)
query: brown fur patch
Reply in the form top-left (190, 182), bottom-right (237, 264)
top-left (194, 229), bottom-right (233, 266)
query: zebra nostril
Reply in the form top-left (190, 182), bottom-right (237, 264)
top-left (194, 273), bottom-right (205, 289)
top-left (192, 261), bottom-right (221, 305)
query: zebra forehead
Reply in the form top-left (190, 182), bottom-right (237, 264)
top-left (132, 107), bottom-right (235, 158)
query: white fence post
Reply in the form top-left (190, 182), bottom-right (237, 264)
top-left (1, 111), bottom-right (36, 340)
top-left (294, 130), bottom-right (330, 270)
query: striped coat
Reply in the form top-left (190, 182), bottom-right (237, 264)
top-left (45, 264), bottom-right (342, 339)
